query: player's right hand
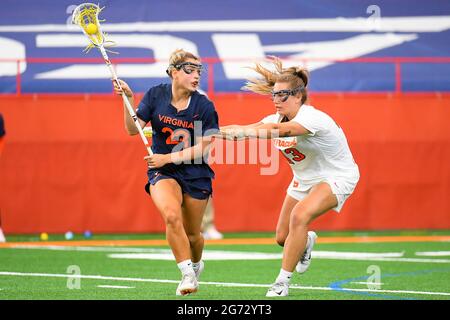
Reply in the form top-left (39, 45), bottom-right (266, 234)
top-left (113, 79), bottom-right (133, 98)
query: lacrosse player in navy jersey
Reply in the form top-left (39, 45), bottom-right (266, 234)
top-left (113, 49), bottom-right (219, 296)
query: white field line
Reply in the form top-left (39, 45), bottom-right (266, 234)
top-left (351, 282), bottom-right (385, 285)
top-left (8, 245), bottom-right (171, 253)
top-left (314, 257), bottom-right (450, 263)
top-left (97, 285), bottom-right (134, 289)
top-left (107, 253), bottom-right (450, 263)
top-left (415, 251), bottom-right (450, 257)
top-left (7, 245), bottom-right (450, 263)
top-left (107, 251), bottom-right (406, 261)
top-left (0, 271), bottom-right (449, 297)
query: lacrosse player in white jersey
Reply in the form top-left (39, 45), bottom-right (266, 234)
top-left (220, 57), bottom-right (360, 297)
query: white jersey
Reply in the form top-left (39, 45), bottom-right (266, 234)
top-left (261, 105), bottom-right (359, 193)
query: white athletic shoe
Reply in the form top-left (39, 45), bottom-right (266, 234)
top-left (0, 227), bottom-right (5, 243)
top-left (176, 273), bottom-right (198, 296)
top-left (296, 231), bottom-right (317, 274)
top-left (193, 260), bottom-right (205, 281)
top-left (266, 282), bottom-right (289, 297)
top-left (203, 226), bottom-right (223, 240)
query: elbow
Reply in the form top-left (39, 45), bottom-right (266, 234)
top-left (271, 123), bottom-right (282, 135)
top-left (126, 128), bottom-right (138, 136)
top-left (272, 124), bottom-right (290, 137)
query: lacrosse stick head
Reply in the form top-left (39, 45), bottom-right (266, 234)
top-left (72, 3), bottom-right (107, 51)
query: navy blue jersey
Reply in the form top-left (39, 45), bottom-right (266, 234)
top-left (136, 84), bottom-right (219, 179)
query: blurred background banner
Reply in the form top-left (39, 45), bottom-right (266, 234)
top-left (1, 0), bottom-right (450, 93)
top-left (0, 1), bottom-right (449, 233)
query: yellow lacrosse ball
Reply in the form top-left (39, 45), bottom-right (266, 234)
top-left (86, 23), bottom-right (98, 35)
top-left (143, 127), bottom-right (153, 138)
top-left (40, 232), bottom-right (49, 241)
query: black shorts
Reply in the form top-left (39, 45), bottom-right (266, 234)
top-left (145, 170), bottom-right (212, 200)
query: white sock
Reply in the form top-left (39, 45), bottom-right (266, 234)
top-left (177, 259), bottom-right (194, 275)
top-left (275, 269), bottom-right (292, 284)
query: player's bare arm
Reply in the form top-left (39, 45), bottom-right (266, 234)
top-left (144, 137), bottom-right (213, 169)
top-left (221, 121), bottom-right (310, 139)
top-left (217, 122), bottom-right (264, 140)
top-left (113, 79), bottom-right (146, 135)
top-left (220, 122), bottom-right (263, 130)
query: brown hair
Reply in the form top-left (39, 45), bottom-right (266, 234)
top-left (242, 56), bottom-right (309, 105)
top-left (166, 49), bottom-right (200, 78)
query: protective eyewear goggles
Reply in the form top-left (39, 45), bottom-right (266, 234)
top-left (166, 62), bottom-right (203, 76)
top-left (271, 85), bottom-right (304, 102)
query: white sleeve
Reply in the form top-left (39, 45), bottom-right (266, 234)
top-left (291, 107), bottom-right (324, 136)
top-left (260, 113), bottom-right (279, 124)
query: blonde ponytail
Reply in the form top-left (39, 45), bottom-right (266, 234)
top-left (242, 56), bottom-right (309, 105)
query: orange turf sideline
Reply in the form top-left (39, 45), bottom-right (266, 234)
top-left (1, 235), bottom-right (450, 248)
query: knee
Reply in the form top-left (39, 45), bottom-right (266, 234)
top-left (275, 231), bottom-right (287, 247)
top-left (163, 207), bottom-right (182, 228)
top-left (290, 210), bottom-right (312, 228)
top-left (187, 232), bottom-right (203, 245)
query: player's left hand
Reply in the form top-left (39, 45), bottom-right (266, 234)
top-left (144, 153), bottom-right (170, 168)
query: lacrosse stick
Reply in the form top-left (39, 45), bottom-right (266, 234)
top-left (72, 3), bottom-right (152, 155)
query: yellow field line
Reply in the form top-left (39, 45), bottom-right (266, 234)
top-left (0, 235), bottom-right (449, 248)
